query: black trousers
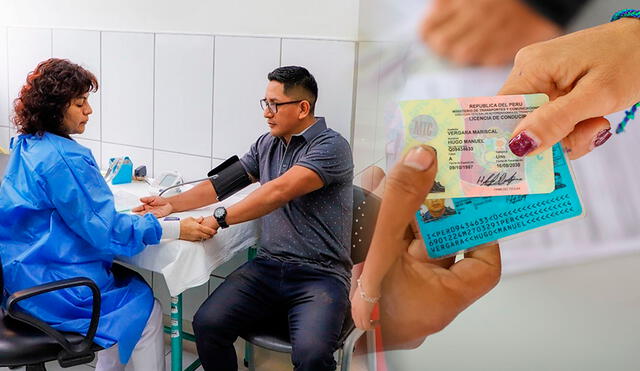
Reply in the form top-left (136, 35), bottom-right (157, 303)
top-left (193, 256), bottom-right (350, 371)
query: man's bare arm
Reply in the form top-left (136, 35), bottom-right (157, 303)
top-left (209, 165), bottom-right (323, 226)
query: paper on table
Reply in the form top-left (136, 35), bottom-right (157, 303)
top-left (114, 190), bottom-right (142, 213)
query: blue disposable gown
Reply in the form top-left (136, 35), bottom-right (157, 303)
top-left (0, 132), bottom-right (162, 363)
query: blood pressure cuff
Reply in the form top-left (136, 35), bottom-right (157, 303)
top-left (207, 155), bottom-right (252, 201)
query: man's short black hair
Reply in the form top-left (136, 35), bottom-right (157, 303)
top-left (268, 66), bottom-right (318, 114)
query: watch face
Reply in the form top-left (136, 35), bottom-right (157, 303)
top-left (214, 208), bottom-right (225, 218)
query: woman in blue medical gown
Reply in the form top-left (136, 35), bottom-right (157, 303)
top-left (0, 58), bottom-right (214, 370)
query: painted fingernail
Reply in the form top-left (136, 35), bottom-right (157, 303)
top-left (592, 129), bottom-right (612, 149)
top-left (508, 131), bottom-right (539, 157)
top-left (404, 146), bottom-right (434, 171)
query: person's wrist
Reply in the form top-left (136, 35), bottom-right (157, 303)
top-left (213, 206), bottom-right (229, 228)
top-left (615, 17), bottom-right (640, 35)
top-left (165, 199), bottom-right (176, 211)
top-left (610, 9), bottom-right (640, 23)
top-left (610, 10), bottom-right (640, 43)
top-left (609, 11), bottom-right (640, 134)
top-left (162, 195), bottom-right (179, 211)
top-left (206, 216), bottom-right (219, 229)
top-left (356, 276), bottom-right (381, 304)
top-left (178, 219), bottom-right (187, 239)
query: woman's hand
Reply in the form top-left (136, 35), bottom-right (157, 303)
top-left (420, 0), bottom-right (561, 66)
top-left (500, 18), bottom-right (640, 159)
top-left (178, 217), bottom-right (216, 241)
top-left (132, 196), bottom-right (174, 218)
top-left (351, 280), bottom-right (380, 331)
top-left (353, 146), bottom-right (501, 348)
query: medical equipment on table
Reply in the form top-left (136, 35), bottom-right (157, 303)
top-left (148, 170), bottom-right (183, 196)
top-left (104, 157), bottom-right (133, 185)
top-left (207, 155), bottom-right (252, 201)
top-left (154, 155), bottom-right (252, 198)
top-left (134, 165), bottom-right (147, 181)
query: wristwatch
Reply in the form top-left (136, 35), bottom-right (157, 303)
top-left (213, 206), bottom-right (229, 229)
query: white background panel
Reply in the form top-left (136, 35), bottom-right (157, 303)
top-left (153, 150), bottom-right (212, 181)
top-left (2, 1), bottom-right (359, 41)
top-left (101, 32), bottom-right (154, 148)
top-left (53, 29), bottom-right (102, 141)
top-left (211, 157), bottom-right (224, 169)
top-left (153, 272), bottom-right (209, 318)
top-left (373, 98), bottom-right (389, 167)
top-left (9, 127), bottom-right (17, 146)
top-left (281, 39), bottom-right (356, 143)
top-left (7, 28), bottom-right (52, 112)
top-left (352, 42), bottom-right (379, 174)
top-left (0, 126), bottom-right (9, 152)
top-left (208, 276), bottom-right (224, 296)
top-left (210, 252), bottom-right (248, 278)
top-left (353, 107), bottom-right (377, 175)
top-left (101, 142), bottom-right (152, 173)
top-left (154, 33), bottom-right (213, 157)
top-left (74, 137), bottom-right (101, 164)
top-left (0, 27), bottom-right (8, 125)
top-left (372, 45), bottom-right (404, 170)
top-left (212, 36), bottom-right (280, 159)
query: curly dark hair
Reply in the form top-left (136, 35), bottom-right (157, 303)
top-left (13, 58), bottom-right (98, 137)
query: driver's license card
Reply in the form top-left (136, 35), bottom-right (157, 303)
top-left (417, 143), bottom-right (584, 259)
top-left (399, 94), bottom-right (554, 199)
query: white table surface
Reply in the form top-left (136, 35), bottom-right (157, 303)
top-left (111, 181), bottom-right (259, 296)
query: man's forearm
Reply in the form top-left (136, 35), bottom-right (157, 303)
top-left (225, 181), bottom-right (288, 225)
top-left (167, 180), bottom-right (218, 212)
top-left (211, 165), bottom-right (323, 227)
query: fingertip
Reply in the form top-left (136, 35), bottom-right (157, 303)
top-left (562, 116), bottom-right (612, 159)
top-left (403, 145), bottom-right (437, 171)
top-left (508, 130), bottom-right (542, 157)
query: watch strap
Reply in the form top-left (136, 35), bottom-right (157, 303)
top-left (214, 207), bottom-right (229, 229)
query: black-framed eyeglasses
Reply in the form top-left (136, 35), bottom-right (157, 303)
top-left (260, 98), bottom-right (303, 113)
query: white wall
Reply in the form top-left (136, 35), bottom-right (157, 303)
top-left (1, 29), bottom-right (357, 175)
top-left (0, 0), bottom-right (359, 41)
top-left (0, 3), bottom-right (359, 318)
top-left (0, 26), bottom-right (356, 313)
